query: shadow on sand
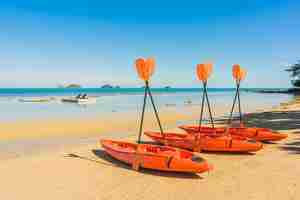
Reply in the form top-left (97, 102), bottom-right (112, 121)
top-left (245, 111), bottom-right (300, 131)
top-left (202, 151), bottom-right (256, 156)
top-left (215, 110), bottom-right (300, 155)
top-left (214, 110), bottom-right (300, 131)
top-left (245, 111), bottom-right (300, 155)
top-left (280, 135), bottom-right (300, 155)
top-left (64, 150), bottom-right (203, 179)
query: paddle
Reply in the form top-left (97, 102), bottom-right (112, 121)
top-left (192, 63), bottom-right (215, 151)
top-left (194, 63), bottom-right (215, 148)
top-left (228, 64), bottom-right (247, 127)
top-left (135, 58), bottom-right (164, 144)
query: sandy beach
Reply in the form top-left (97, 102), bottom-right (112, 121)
top-left (1, 1), bottom-right (299, 199)
top-left (0, 98), bottom-right (299, 200)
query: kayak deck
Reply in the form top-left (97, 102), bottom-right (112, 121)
top-left (179, 125), bottom-right (288, 142)
top-left (144, 131), bottom-right (263, 153)
top-left (101, 139), bottom-right (212, 173)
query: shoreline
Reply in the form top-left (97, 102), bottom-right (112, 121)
top-left (0, 107), bottom-right (197, 141)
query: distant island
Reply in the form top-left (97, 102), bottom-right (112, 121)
top-left (101, 84), bottom-right (120, 89)
top-left (255, 88), bottom-right (300, 94)
top-left (58, 84), bottom-right (82, 88)
top-left (66, 84), bottom-right (81, 88)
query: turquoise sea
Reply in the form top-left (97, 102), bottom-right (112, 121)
top-left (0, 88), bottom-right (292, 122)
top-left (0, 87), bottom-right (256, 97)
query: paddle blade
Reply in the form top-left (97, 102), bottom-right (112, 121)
top-left (232, 64), bottom-right (241, 80)
top-left (196, 63), bottom-right (213, 82)
top-left (232, 64), bottom-right (246, 81)
top-left (240, 68), bottom-right (247, 81)
top-left (135, 58), bottom-right (146, 80)
top-left (135, 58), bottom-right (156, 81)
top-left (145, 57), bottom-right (156, 77)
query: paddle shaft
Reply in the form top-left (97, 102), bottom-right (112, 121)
top-left (237, 81), bottom-right (243, 122)
top-left (198, 82), bottom-right (215, 130)
top-left (198, 83), bottom-right (206, 132)
top-left (137, 82), bottom-right (148, 143)
top-left (137, 81), bottom-right (164, 144)
top-left (227, 80), bottom-right (242, 125)
top-left (204, 82), bottom-right (215, 128)
top-left (197, 81), bottom-right (215, 143)
top-left (146, 84), bottom-right (164, 136)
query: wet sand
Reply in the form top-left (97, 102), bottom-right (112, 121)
top-left (0, 103), bottom-right (299, 200)
top-left (0, 105), bottom-right (220, 141)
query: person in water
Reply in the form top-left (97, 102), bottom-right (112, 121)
top-left (81, 94), bottom-right (88, 99)
top-left (76, 94), bottom-right (82, 99)
top-left (75, 93), bottom-right (88, 99)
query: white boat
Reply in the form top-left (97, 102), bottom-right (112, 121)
top-left (61, 97), bottom-right (97, 104)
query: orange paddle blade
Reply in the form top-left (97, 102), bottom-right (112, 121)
top-left (145, 57), bottom-right (156, 77)
top-left (196, 63), bottom-right (213, 82)
top-left (135, 58), bottom-right (156, 81)
top-left (240, 68), bottom-right (247, 81)
top-left (232, 64), bottom-right (241, 80)
top-left (232, 64), bottom-right (246, 81)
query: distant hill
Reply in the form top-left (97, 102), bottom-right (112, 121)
top-left (58, 84), bottom-right (82, 88)
top-left (66, 84), bottom-right (81, 88)
top-left (101, 84), bottom-right (120, 89)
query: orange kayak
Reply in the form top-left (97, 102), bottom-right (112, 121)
top-left (144, 131), bottom-right (263, 153)
top-left (101, 139), bottom-right (212, 173)
top-left (179, 125), bottom-right (288, 142)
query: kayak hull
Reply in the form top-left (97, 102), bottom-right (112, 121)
top-left (179, 125), bottom-right (288, 142)
top-left (144, 132), bottom-right (263, 153)
top-left (101, 139), bottom-right (212, 173)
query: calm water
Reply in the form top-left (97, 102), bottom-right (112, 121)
top-left (0, 88), bottom-right (292, 122)
top-left (0, 87), bottom-right (236, 97)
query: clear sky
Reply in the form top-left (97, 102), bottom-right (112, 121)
top-left (0, 0), bottom-right (299, 88)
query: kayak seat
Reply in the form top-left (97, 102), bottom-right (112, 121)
top-left (113, 142), bottom-right (136, 152)
top-left (146, 146), bottom-right (159, 153)
top-left (191, 155), bottom-right (205, 163)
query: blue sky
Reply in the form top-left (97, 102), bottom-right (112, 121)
top-left (0, 0), bottom-right (299, 88)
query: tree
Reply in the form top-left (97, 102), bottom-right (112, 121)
top-left (286, 60), bottom-right (300, 87)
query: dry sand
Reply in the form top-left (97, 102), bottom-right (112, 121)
top-left (0, 104), bottom-right (300, 200)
